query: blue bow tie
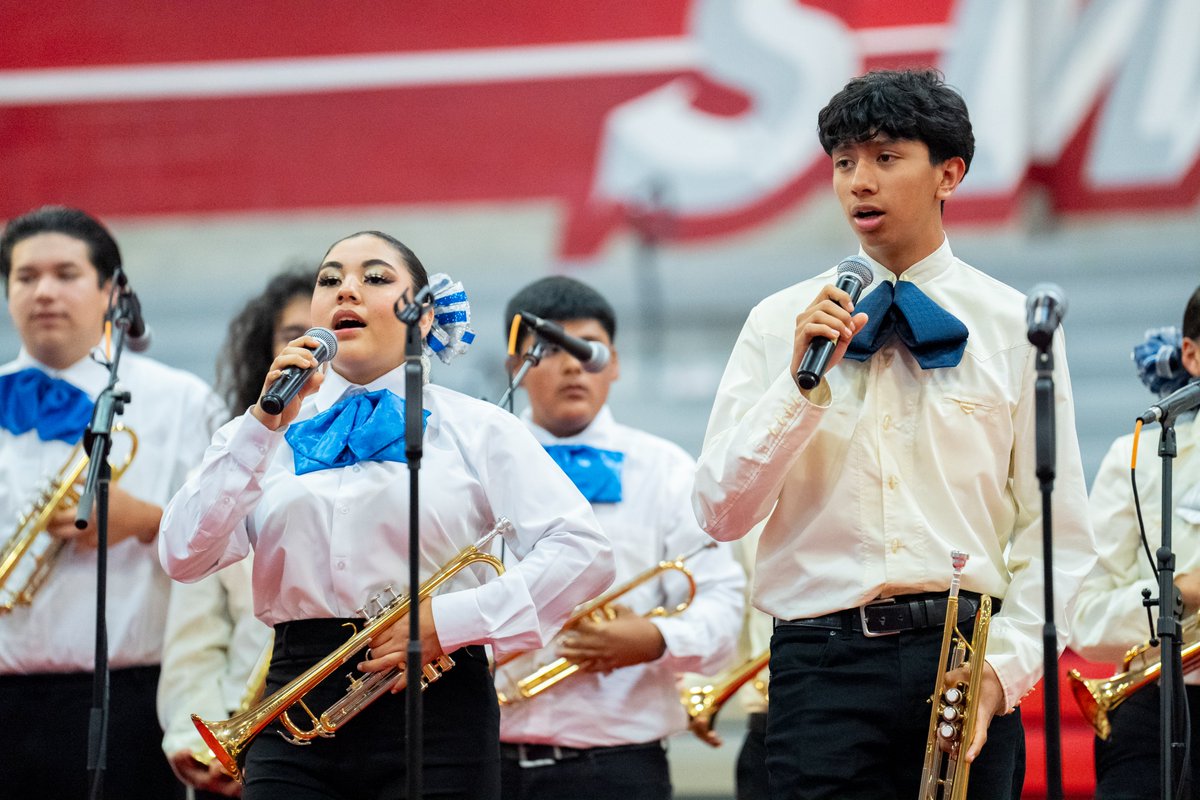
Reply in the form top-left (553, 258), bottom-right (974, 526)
top-left (284, 389), bottom-right (429, 475)
top-left (0, 367), bottom-right (94, 444)
top-left (844, 280), bottom-right (969, 369)
top-left (543, 444), bottom-right (624, 504)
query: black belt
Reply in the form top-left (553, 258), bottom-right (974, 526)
top-left (500, 740), bottom-right (663, 769)
top-left (774, 591), bottom-right (999, 637)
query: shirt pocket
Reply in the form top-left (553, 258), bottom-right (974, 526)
top-left (935, 392), bottom-right (1013, 480)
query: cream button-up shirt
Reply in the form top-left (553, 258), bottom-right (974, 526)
top-left (693, 239), bottom-right (1097, 709)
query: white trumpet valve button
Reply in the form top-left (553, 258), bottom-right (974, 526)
top-left (938, 722), bottom-right (957, 741)
top-left (940, 706), bottom-right (960, 723)
top-left (943, 687), bottom-right (963, 705)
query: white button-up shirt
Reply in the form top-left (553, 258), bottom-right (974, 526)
top-left (158, 367), bottom-right (614, 657)
top-left (1071, 413), bottom-right (1200, 680)
top-left (496, 406), bottom-right (745, 747)
top-left (693, 239), bottom-right (1097, 709)
top-left (0, 348), bottom-right (224, 673)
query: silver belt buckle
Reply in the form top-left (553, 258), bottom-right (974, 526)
top-left (517, 743), bottom-right (558, 769)
top-left (859, 597), bottom-right (899, 637)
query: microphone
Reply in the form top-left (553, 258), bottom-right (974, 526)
top-left (122, 288), bottom-right (152, 353)
top-left (259, 327), bottom-right (338, 415)
top-left (1026, 283), bottom-right (1067, 350)
top-left (518, 312), bottom-right (611, 373)
top-left (795, 256), bottom-right (875, 390)
top-left (1138, 379), bottom-right (1200, 425)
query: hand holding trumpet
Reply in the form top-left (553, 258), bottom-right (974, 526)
top-left (555, 604), bottom-right (666, 674)
top-left (357, 597), bottom-right (444, 692)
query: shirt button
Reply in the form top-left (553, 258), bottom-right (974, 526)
top-left (882, 414), bottom-right (893, 431)
top-left (339, 506), bottom-right (349, 515)
top-left (336, 560), bottom-right (346, 570)
top-left (890, 538), bottom-right (902, 554)
top-left (222, 496), bottom-right (233, 506)
top-left (887, 475), bottom-right (899, 490)
top-left (352, 464), bottom-right (362, 473)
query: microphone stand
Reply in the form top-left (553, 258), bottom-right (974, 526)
top-left (1154, 417), bottom-right (1185, 800)
top-left (1031, 340), bottom-right (1064, 800)
top-left (76, 280), bottom-right (138, 800)
top-left (395, 285), bottom-right (434, 800)
top-left (498, 339), bottom-right (546, 413)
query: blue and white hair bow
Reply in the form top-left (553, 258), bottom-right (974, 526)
top-left (423, 273), bottom-right (476, 365)
top-left (1132, 326), bottom-right (1187, 398)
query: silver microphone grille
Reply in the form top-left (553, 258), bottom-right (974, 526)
top-left (305, 327), bottom-right (339, 362)
top-left (836, 255), bottom-right (875, 288)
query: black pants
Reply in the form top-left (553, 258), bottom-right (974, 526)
top-left (0, 665), bottom-right (183, 800)
top-left (766, 622), bottom-right (1025, 800)
top-left (737, 712), bottom-right (769, 800)
top-left (1095, 683), bottom-right (1200, 799)
top-left (241, 618), bottom-right (500, 800)
top-left (500, 741), bottom-right (670, 800)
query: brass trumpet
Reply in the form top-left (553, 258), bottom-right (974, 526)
top-left (192, 519), bottom-right (510, 783)
top-left (682, 649), bottom-right (769, 743)
top-left (919, 550), bottom-right (992, 800)
top-left (1067, 614), bottom-right (1200, 740)
top-left (0, 423), bottom-right (138, 613)
top-left (494, 541), bottom-right (713, 706)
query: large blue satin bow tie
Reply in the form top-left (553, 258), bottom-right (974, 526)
top-left (543, 444), bottom-right (624, 504)
top-left (844, 280), bottom-right (969, 370)
top-left (285, 389), bottom-right (429, 475)
top-left (0, 367), bottom-right (94, 444)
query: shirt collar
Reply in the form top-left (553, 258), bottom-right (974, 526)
top-left (521, 405), bottom-right (616, 448)
top-left (857, 236), bottom-right (955, 286)
top-left (312, 365), bottom-right (407, 413)
top-left (13, 343), bottom-right (112, 400)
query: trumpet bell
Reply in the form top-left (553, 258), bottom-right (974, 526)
top-left (190, 519), bottom-right (510, 783)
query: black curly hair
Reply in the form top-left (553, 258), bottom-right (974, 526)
top-left (817, 69), bottom-right (975, 174)
top-left (217, 266), bottom-right (318, 415)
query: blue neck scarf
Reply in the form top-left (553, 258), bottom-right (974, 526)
top-left (543, 444), bottom-right (624, 504)
top-left (844, 280), bottom-right (969, 369)
top-left (285, 389), bottom-right (429, 475)
top-left (0, 367), bottom-right (94, 444)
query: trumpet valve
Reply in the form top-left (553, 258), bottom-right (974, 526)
top-left (419, 654), bottom-right (456, 689)
top-left (936, 685), bottom-right (967, 748)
